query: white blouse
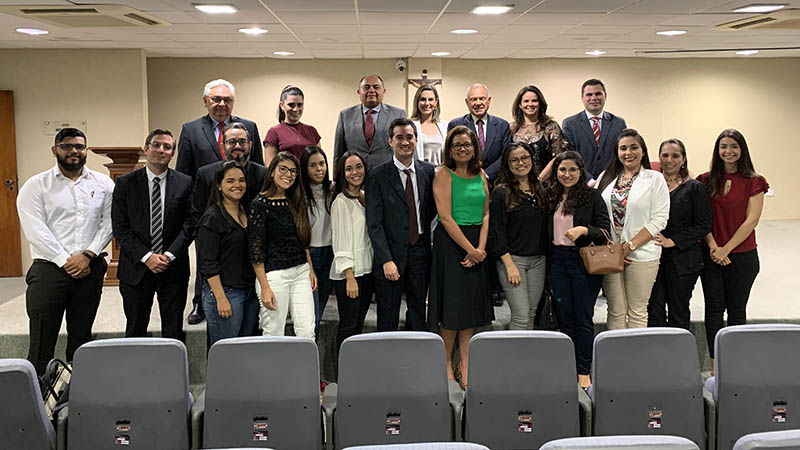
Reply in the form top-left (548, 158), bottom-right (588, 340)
top-left (329, 193), bottom-right (373, 280)
top-left (308, 183), bottom-right (332, 247)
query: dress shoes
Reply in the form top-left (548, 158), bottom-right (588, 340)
top-left (187, 303), bottom-right (205, 325)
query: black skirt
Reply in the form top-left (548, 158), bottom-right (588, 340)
top-left (427, 224), bottom-right (494, 331)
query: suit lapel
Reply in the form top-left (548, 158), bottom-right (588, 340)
top-left (203, 115), bottom-right (222, 161)
top-left (483, 115), bottom-right (495, 150)
top-left (413, 160), bottom-right (428, 215)
top-left (351, 106), bottom-right (369, 150)
top-left (464, 114), bottom-right (477, 134)
top-left (578, 114), bottom-right (599, 150)
top-left (371, 105), bottom-right (390, 151)
top-left (388, 162), bottom-right (408, 206)
top-left (597, 111), bottom-right (612, 150)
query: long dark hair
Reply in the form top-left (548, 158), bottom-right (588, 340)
top-left (495, 142), bottom-right (542, 211)
top-left (596, 128), bottom-right (652, 192)
top-left (704, 128), bottom-right (759, 198)
top-left (510, 85), bottom-right (553, 134)
top-left (332, 150), bottom-right (368, 201)
top-left (277, 85), bottom-right (304, 123)
top-left (443, 125), bottom-right (481, 175)
top-left (300, 145), bottom-right (332, 216)
top-left (658, 138), bottom-right (690, 179)
top-left (543, 151), bottom-right (592, 215)
top-left (207, 160), bottom-right (247, 228)
top-left (261, 151), bottom-right (311, 246)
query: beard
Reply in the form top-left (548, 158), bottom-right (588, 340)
top-left (57, 153), bottom-right (87, 172)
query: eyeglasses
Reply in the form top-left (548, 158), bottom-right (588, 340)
top-left (56, 143), bottom-right (87, 151)
top-left (510, 155), bottom-right (532, 165)
top-left (149, 142), bottom-right (174, 151)
top-left (451, 143), bottom-right (473, 150)
top-left (224, 138), bottom-right (250, 147)
top-left (209, 96), bottom-right (233, 105)
top-left (277, 165), bottom-right (298, 177)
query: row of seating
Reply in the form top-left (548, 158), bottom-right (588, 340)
top-left (2, 324), bottom-right (799, 449)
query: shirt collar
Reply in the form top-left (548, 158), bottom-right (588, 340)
top-left (52, 164), bottom-right (90, 182)
top-left (393, 155), bottom-right (414, 172)
top-left (585, 110), bottom-right (603, 121)
top-left (471, 113), bottom-right (487, 124)
top-left (145, 166), bottom-right (167, 182)
top-left (210, 115), bottom-right (231, 127)
top-left (362, 104), bottom-right (382, 114)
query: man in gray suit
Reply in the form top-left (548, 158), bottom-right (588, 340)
top-left (561, 78), bottom-right (627, 179)
top-left (334, 74), bottom-right (405, 169)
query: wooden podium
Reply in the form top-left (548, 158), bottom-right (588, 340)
top-left (90, 147), bottom-right (142, 286)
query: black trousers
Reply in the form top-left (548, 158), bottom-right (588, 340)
top-left (334, 273), bottom-right (375, 350)
top-left (191, 245), bottom-right (204, 311)
top-left (120, 268), bottom-right (189, 341)
top-left (647, 259), bottom-right (700, 330)
top-left (25, 258), bottom-right (107, 375)
top-left (375, 240), bottom-right (429, 332)
top-left (701, 249), bottom-right (760, 358)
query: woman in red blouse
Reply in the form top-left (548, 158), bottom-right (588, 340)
top-left (697, 129), bottom-right (768, 371)
top-left (263, 85), bottom-right (321, 163)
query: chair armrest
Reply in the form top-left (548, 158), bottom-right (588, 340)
top-left (190, 389), bottom-right (205, 449)
top-left (577, 386), bottom-right (593, 437)
top-left (322, 383), bottom-right (337, 450)
top-left (703, 387), bottom-right (716, 450)
top-left (56, 406), bottom-right (69, 450)
top-left (448, 379), bottom-right (464, 441)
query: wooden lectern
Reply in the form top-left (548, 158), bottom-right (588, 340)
top-left (90, 147), bottom-right (142, 286)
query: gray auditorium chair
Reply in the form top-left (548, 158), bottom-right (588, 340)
top-left (191, 336), bottom-right (322, 450)
top-left (463, 331), bottom-right (587, 448)
top-left (704, 324), bottom-right (800, 450)
top-left (327, 332), bottom-right (454, 450)
top-left (539, 435), bottom-right (700, 449)
top-left (343, 444), bottom-right (490, 449)
top-left (0, 358), bottom-right (56, 450)
top-left (732, 429), bottom-right (800, 450)
top-left (62, 338), bottom-right (192, 450)
top-left (590, 329), bottom-right (705, 448)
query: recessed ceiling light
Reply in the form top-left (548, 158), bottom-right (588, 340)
top-left (736, 49), bottom-right (759, 55)
top-left (656, 30), bottom-right (687, 36)
top-left (450, 28), bottom-right (478, 34)
top-left (431, 51), bottom-right (451, 56)
top-left (194, 4), bottom-right (238, 14)
top-left (585, 50), bottom-right (606, 56)
top-left (273, 51), bottom-right (295, 56)
top-left (239, 27), bottom-right (267, 35)
top-left (16, 28), bottom-right (49, 35)
top-left (732, 4), bottom-right (786, 13)
top-left (471, 5), bottom-right (514, 15)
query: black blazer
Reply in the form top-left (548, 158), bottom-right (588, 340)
top-left (660, 178), bottom-right (712, 276)
top-left (189, 160), bottom-right (268, 233)
top-left (111, 167), bottom-right (193, 285)
top-left (366, 159), bottom-right (436, 280)
top-left (547, 188), bottom-right (611, 249)
top-left (447, 113), bottom-right (511, 181)
top-left (561, 110), bottom-right (627, 179)
top-left (176, 114), bottom-right (263, 179)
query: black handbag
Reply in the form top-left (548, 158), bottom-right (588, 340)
top-left (534, 281), bottom-right (559, 330)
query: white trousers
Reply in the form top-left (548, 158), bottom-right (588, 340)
top-left (258, 263), bottom-right (315, 339)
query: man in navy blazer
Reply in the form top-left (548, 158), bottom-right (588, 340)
top-left (176, 78), bottom-right (263, 324)
top-left (447, 83), bottom-right (511, 181)
top-left (366, 118), bottom-right (436, 331)
top-left (561, 78), bottom-right (627, 179)
top-left (112, 129), bottom-right (193, 341)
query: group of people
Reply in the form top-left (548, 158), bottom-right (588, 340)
top-left (17, 75), bottom-right (767, 392)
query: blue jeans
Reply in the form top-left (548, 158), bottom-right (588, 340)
top-left (310, 246), bottom-right (334, 337)
top-left (202, 282), bottom-right (259, 346)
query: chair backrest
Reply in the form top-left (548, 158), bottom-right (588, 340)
top-left (67, 338), bottom-right (191, 449)
top-left (465, 330), bottom-right (579, 449)
top-left (0, 359), bottom-right (56, 450)
top-left (714, 324), bottom-right (800, 450)
top-left (591, 328), bottom-right (704, 447)
top-left (342, 444), bottom-right (490, 449)
top-left (204, 336), bottom-right (322, 449)
top-left (540, 435), bottom-right (700, 449)
top-left (335, 332), bottom-right (451, 449)
top-left (733, 429), bottom-right (800, 450)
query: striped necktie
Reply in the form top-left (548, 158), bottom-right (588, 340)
top-left (151, 176), bottom-right (163, 253)
top-left (590, 116), bottom-right (601, 146)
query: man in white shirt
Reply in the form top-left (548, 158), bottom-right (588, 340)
top-left (17, 128), bottom-right (114, 374)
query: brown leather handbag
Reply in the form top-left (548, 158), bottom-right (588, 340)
top-left (579, 229), bottom-right (625, 275)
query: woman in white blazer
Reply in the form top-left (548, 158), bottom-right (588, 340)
top-left (595, 128), bottom-right (669, 329)
top-left (410, 85), bottom-right (448, 165)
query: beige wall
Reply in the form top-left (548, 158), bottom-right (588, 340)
top-left (1, 49), bottom-right (149, 269)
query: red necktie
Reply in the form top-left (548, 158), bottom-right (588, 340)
top-left (217, 121), bottom-right (226, 160)
top-left (476, 119), bottom-right (485, 152)
top-left (590, 116), bottom-right (600, 147)
top-left (364, 109), bottom-right (375, 148)
top-left (404, 169), bottom-right (419, 245)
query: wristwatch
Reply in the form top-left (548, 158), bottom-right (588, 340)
top-left (81, 251), bottom-right (94, 259)
top-left (627, 241), bottom-right (637, 251)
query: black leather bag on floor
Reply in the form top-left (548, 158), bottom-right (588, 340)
top-left (534, 282), bottom-right (559, 330)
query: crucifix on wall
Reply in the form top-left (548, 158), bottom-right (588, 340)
top-left (409, 69), bottom-right (442, 89)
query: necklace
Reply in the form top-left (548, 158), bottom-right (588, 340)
top-left (615, 171), bottom-right (639, 189)
top-left (663, 174), bottom-right (682, 184)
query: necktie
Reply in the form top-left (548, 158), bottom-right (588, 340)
top-left (476, 119), bottom-right (485, 152)
top-left (590, 116), bottom-right (601, 147)
top-left (151, 176), bottom-right (163, 253)
top-left (364, 109), bottom-right (375, 148)
top-left (217, 121), bottom-right (226, 160)
top-left (404, 169), bottom-right (419, 245)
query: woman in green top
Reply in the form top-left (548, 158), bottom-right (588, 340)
top-left (428, 125), bottom-right (493, 389)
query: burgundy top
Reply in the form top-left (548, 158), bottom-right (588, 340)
top-left (264, 122), bottom-right (321, 161)
top-left (696, 171), bottom-right (769, 253)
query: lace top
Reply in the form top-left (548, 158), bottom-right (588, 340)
top-left (248, 195), bottom-right (307, 272)
top-left (512, 119), bottom-right (564, 172)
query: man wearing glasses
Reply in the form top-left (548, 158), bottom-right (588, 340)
top-left (17, 128), bottom-right (115, 375)
top-left (111, 129), bottom-right (194, 342)
top-left (177, 78), bottom-right (263, 324)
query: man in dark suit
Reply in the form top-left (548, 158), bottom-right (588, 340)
top-left (176, 78), bottom-right (263, 324)
top-left (366, 117), bottom-right (436, 331)
top-left (334, 74), bottom-right (405, 170)
top-left (447, 83), bottom-right (511, 181)
top-left (111, 129), bottom-right (193, 341)
top-left (561, 78), bottom-right (627, 179)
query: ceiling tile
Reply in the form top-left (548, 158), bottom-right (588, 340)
top-left (359, 12), bottom-right (439, 25)
top-left (511, 13), bottom-right (606, 25)
top-left (257, 0), bottom-right (354, 11)
top-left (359, 0), bottom-right (448, 13)
top-left (276, 12), bottom-right (357, 24)
top-left (530, 0), bottom-right (640, 14)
